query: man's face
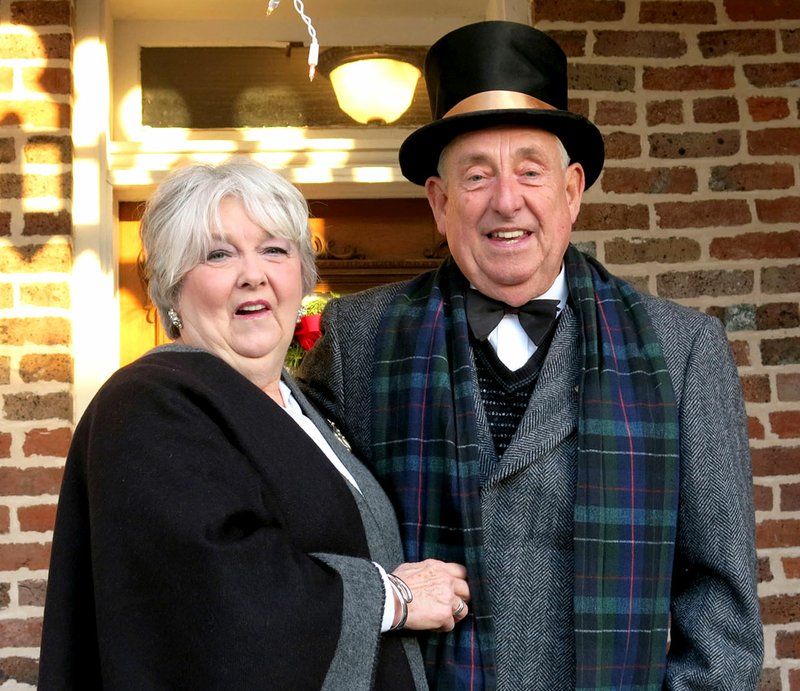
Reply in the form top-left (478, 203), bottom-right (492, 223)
top-left (425, 125), bottom-right (585, 306)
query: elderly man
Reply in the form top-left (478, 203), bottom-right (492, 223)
top-left (299, 20), bottom-right (762, 691)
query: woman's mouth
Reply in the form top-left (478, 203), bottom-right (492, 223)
top-left (235, 301), bottom-right (270, 317)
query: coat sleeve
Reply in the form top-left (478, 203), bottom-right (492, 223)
top-left (665, 318), bottom-right (764, 689)
top-left (39, 364), bottom-right (388, 691)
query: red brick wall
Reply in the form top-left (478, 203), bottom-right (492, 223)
top-left (533, 1), bottom-right (800, 688)
top-left (0, 0), bottom-right (72, 687)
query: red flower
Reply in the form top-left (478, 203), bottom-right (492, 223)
top-left (294, 314), bottom-right (322, 351)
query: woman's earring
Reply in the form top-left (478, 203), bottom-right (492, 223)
top-left (167, 308), bottom-right (183, 330)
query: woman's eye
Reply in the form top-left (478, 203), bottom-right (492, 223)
top-left (262, 245), bottom-right (289, 256)
top-left (206, 249), bottom-right (229, 261)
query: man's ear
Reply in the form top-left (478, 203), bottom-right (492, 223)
top-left (565, 163), bottom-right (586, 224)
top-left (425, 176), bottom-right (448, 237)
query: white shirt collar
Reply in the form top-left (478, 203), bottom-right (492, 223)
top-left (483, 264), bottom-right (568, 371)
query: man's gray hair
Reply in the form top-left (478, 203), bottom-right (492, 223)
top-left (436, 132), bottom-right (571, 180)
top-left (139, 159), bottom-right (317, 339)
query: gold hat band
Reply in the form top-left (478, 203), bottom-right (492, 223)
top-left (443, 90), bottom-right (557, 118)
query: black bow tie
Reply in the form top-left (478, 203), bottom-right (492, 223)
top-left (466, 289), bottom-right (560, 344)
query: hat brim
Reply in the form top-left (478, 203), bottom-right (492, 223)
top-left (399, 109), bottom-right (605, 188)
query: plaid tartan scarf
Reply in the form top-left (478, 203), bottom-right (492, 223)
top-left (372, 247), bottom-right (679, 690)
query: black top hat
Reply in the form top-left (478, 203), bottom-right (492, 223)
top-left (399, 21), bottom-right (605, 188)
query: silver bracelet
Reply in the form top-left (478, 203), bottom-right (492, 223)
top-left (387, 573), bottom-right (414, 603)
top-left (387, 573), bottom-right (413, 630)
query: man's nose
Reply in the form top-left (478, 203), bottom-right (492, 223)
top-left (491, 174), bottom-right (524, 216)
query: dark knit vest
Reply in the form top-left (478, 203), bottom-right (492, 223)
top-left (473, 334), bottom-right (551, 457)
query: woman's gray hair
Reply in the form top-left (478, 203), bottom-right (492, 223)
top-left (139, 159), bottom-right (317, 339)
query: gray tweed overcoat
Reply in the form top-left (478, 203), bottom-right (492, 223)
top-left (298, 270), bottom-right (764, 690)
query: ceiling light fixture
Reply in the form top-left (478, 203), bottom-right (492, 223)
top-left (319, 47), bottom-right (424, 125)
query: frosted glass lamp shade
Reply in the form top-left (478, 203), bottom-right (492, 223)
top-left (328, 57), bottom-right (422, 125)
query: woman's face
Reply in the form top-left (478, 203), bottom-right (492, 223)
top-left (176, 196), bottom-right (304, 391)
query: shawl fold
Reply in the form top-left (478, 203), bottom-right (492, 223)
top-left (372, 246), bottom-right (679, 690)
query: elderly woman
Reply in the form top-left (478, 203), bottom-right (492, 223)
top-left (38, 160), bottom-right (469, 690)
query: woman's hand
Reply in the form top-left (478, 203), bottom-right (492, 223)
top-left (390, 560), bottom-right (470, 632)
